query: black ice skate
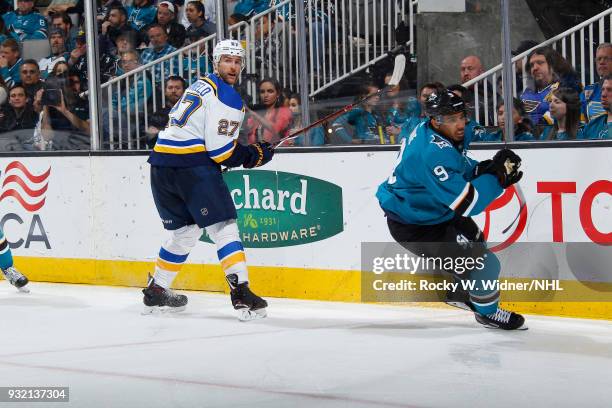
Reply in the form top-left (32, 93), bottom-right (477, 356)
top-left (475, 308), bottom-right (527, 330)
top-left (2, 266), bottom-right (29, 293)
top-left (227, 274), bottom-right (267, 321)
top-left (142, 274), bottom-right (187, 314)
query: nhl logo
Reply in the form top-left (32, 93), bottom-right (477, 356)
top-left (201, 208), bottom-right (208, 216)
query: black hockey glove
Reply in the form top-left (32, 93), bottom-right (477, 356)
top-left (473, 159), bottom-right (493, 178)
top-left (484, 149), bottom-right (523, 188)
top-left (243, 142), bottom-right (274, 168)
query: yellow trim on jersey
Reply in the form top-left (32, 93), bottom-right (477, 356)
top-left (153, 145), bottom-right (207, 154)
top-left (202, 77), bottom-right (218, 96)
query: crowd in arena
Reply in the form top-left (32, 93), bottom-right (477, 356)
top-left (333, 42), bottom-right (612, 144)
top-left (0, 0), bottom-right (608, 150)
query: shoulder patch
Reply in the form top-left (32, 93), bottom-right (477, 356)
top-left (430, 135), bottom-right (452, 149)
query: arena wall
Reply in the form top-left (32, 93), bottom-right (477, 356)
top-left (1, 144), bottom-right (610, 319)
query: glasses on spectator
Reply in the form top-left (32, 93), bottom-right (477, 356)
top-left (69, 78), bottom-right (80, 84)
top-left (122, 59), bottom-right (138, 65)
top-left (596, 56), bottom-right (612, 62)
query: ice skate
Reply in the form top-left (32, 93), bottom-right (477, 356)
top-left (227, 274), bottom-right (267, 321)
top-left (475, 307), bottom-right (527, 330)
top-left (142, 274), bottom-right (187, 314)
top-left (2, 266), bottom-right (30, 293)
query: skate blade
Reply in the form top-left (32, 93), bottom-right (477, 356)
top-left (237, 308), bottom-right (267, 322)
top-left (142, 305), bottom-right (186, 315)
top-left (479, 321), bottom-right (529, 331)
top-left (445, 301), bottom-right (474, 312)
top-left (17, 285), bottom-right (30, 293)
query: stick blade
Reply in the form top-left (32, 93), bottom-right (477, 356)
top-left (388, 54), bottom-right (406, 86)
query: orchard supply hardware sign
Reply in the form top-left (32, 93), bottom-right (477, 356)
top-left (201, 170), bottom-right (344, 248)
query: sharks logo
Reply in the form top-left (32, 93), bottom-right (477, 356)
top-left (430, 135), bottom-right (452, 149)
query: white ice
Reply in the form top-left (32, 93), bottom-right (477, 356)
top-left (0, 282), bottom-right (610, 408)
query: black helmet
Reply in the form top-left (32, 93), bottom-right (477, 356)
top-left (424, 90), bottom-right (466, 117)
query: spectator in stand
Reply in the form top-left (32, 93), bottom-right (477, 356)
top-left (112, 50), bottom-right (152, 111)
top-left (0, 39), bottom-right (23, 88)
top-left (521, 47), bottom-right (581, 126)
top-left (460, 55), bottom-right (496, 125)
top-left (247, 78), bottom-right (292, 144)
top-left (538, 87), bottom-right (581, 140)
top-left (180, 0), bottom-right (217, 27)
top-left (141, 24), bottom-right (178, 82)
top-left (68, 31), bottom-right (87, 78)
top-left (3, 0), bottom-right (47, 41)
top-left (285, 93), bottom-right (325, 146)
top-left (35, 74), bottom-right (90, 150)
top-left (145, 75), bottom-right (185, 148)
top-left (19, 60), bottom-right (44, 101)
top-left (581, 43), bottom-right (612, 123)
top-left (152, 1), bottom-right (185, 49)
top-left (101, 5), bottom-right (140, 50)
top-left (0, 85), bottom-right (38, 143)
top-left (115, 31), bottom-right (137, 55)
top-left (127, 0), bottom-right (157, 32)
top-left (51, 12), bottom-right (78, 52)
top-left (185, 1), bottom-right (216, 38)
top-left (38, 28), bottom-right (70, 79)
top-left (476, 99), bottom-right (535, 142)
top-left (0, 76), bottom-right (7, 106)
top-left (579, 74), bottom-right (612, 140)
top-left (331, 82), bottom-right (387, 144)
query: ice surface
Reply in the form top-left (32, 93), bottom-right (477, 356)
top-left (0, 282), bottom-right (610, 408)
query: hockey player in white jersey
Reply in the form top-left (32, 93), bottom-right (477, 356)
top-left (144, 40), bottom-right (274, 320)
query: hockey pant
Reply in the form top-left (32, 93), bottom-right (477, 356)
top-left (387, 216), bottom-right (500, 315)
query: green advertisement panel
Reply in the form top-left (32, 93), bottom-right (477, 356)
top-left (201, 170), bottom-right (343, 248)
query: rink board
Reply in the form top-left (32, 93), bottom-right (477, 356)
top-left (0, 145), bottom-right (610, 319)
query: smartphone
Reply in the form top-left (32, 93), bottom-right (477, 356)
top-left (42, 88), bottom-right (62, 106)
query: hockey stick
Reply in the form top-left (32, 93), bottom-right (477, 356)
top-left (273, 53), bottom-right (407, 149)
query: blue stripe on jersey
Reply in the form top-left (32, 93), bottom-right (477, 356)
top-left (217, 241), bottom-right (244, 260)
top-left (156, 138), bottom-right (205, 147)
top-left (207, 140), bottom-right (235, 157)
top-left (159, 247), bottom-right (189, 263)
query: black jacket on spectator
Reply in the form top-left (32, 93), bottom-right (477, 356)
top-left (73, 53), bottom-right (117, 84)
top-left (0, 103), bottom-right (38, 132)
top-left (0, 103), bottom-right (39, 150)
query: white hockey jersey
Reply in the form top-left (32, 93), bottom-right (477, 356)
top-left (148, 73), bottom-right (245, 167)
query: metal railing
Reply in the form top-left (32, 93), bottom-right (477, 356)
top-left (98, 0), bottom-right (417, 149)
top-left (462, 7), bottom-right (612, 126)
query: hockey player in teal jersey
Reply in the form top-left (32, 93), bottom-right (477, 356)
top-left (0, 228), bottom-right (29, 292)
top-left (376, 90), bottom-right (526, 330)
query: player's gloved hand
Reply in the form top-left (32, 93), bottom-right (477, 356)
top-left (244, 142), bottom-right (274, 168)
top-left (473, 159), bottom-right (493, 178)
top-left (488, 149), bottom-right (523, 188)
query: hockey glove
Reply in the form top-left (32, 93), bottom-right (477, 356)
top-left (243, 142), bottom-right (274, 168)
top-left (488, 149), bottom-right (523, 188)
top-left (473, 159), bottom-right (494, 178)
